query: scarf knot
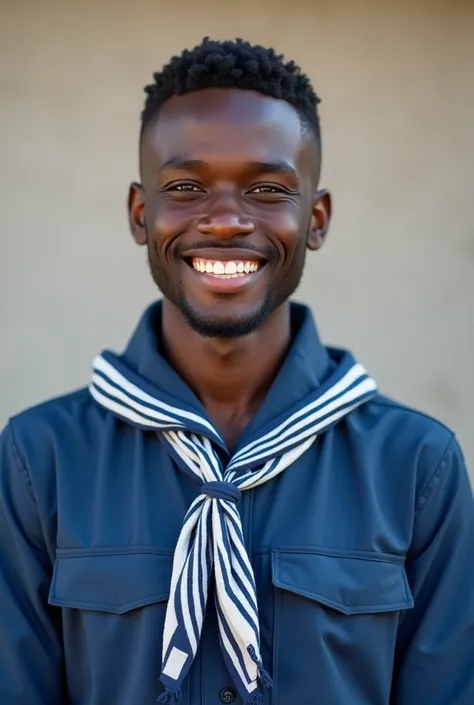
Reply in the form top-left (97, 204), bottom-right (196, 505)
top-left (201, 480), bottom-right (242, 503)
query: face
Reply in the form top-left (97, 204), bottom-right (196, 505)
top-left (129, 88), bottom-right (331, 338)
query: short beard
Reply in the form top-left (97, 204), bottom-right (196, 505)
top-left (146, 231), bottom-right (307, 339)
top-left (178, 294), bottom-right (276, 338)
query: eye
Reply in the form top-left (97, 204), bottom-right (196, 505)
top-left (250, 185), bottom-right (285, 194)
top-left (169, 183), bottom-right (203, 193)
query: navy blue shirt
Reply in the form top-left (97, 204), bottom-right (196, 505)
top-left (1, 302), bottom-right (473, 704)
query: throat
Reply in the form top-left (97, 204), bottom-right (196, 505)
top-left (160, 300), bottom-right (293, 451)
top-left (204, 402), bottom-right (260, 453)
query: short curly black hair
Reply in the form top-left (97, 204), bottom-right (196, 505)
top-left (141, 37), bottom-right (321, 144)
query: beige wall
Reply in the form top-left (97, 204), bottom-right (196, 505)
top-left (1, 0), bottom-right (474, 475)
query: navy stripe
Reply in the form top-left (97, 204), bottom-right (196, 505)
top-left (232, 380), bottom-right (372, 464)
top-left (95, 352), bottom-right (224, 445)
top-left (185, 541), bottom-right (200, 645)
top-left (215, 595), bottom-right (255, 688)
top-left (90, 382), bottom-right (184, 432)
top-left (229, 392), bottom-right (374, 472)
top-left (216, 543), bottom-right (259, 636)
top-left (220, 503), bottom-right (258, 598)
top-left (196, 508), bottom-right (206, 620)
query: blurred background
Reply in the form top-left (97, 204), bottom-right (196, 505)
top-left (1, 0), bottom-right (473, 476)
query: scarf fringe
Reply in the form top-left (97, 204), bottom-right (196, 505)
top-left (243, 672), bottom-right (273, 705)
top-left (258, 664), bottom-right (273, 689)
top-left (157, 689), bottom-right (181, 704)
top-left (247, 643), bottom-right (274, 690)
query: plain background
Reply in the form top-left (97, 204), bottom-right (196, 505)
top-left (1, 0), bottom-right (473, 477)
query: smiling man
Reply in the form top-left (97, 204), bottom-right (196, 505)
top-left (1, 38), bottom-right (473, 705)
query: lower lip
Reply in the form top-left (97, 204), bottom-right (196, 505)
top-left (187, 265), bottom-right (265, 293)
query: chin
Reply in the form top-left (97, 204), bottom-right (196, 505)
top-left (180, 301), bottom-right (273, 339)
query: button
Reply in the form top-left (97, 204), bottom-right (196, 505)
top-left (220, 687), bottom-right (236, 703)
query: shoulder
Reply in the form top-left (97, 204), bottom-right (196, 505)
top-left (355, 392), bottom-right (466, 505)
top-left (5, 386), bottom-right (104, 469)
top-left (365, 392), bottom-right (455, 448)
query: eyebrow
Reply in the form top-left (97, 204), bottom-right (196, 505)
top-left (159, 157), bottom-right (298, 180)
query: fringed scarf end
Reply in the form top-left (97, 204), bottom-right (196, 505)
top-left (157, 688), bottom-right (182, 704)
top-left (257, 664), bottom-right (273, 689)
top-left (247, 643), bottom-right (274, 690)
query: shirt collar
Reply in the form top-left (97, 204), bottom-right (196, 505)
top-left (122, 300), bottom-right (332, 445)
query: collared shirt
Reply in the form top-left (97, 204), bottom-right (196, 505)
top-left (1, 301), bottom-right (473, 705)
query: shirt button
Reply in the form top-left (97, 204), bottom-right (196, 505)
top-left (220, 687), bottom-right (236, 703)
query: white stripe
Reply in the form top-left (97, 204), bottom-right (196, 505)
top-left (161, 496), bottom-right (203, 659)
top-left (190, 434), bottom-right (222, 481)
top-left (232, 365), bottom-right (372, 462)
top-left (180, 550), bottom-right (198, 655)
top-left (216, 611), bottom-right (257, 695)
top-left (163, 432), bottom-right (201, 478)
top-left (94, 356), bottom-right (219, 436)
top-left (89, 385), bottom-right (173, 429)
top-left (212, 503), bottom-right (258, 645)
top-left (229, 382), bottom-right (375, 470)
top-left (92, 373), bottom-right (179, 425)
top-left (194, 500), bottom-right (211, 626)
top-left (232, 377), bottom-right (375, 466)
top-left (239, 435), bottom-right (317, 490)
top-left (223, 509), bottom-right (259, 605)
top-left (191, 515), bottom-right (204, 632)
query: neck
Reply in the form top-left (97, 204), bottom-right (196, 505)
top-left (161, 301), bottom-right (292, 446)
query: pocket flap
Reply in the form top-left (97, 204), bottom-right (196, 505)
top-left (49, 549), bottom-right (173, 614)
top-left (272, 549), bottom-right (413, 615)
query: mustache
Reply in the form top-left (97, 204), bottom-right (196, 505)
top-left (174, 240), bottom-right (273, 258)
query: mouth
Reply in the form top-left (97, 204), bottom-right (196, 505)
top-left (181, 249), bottom-right (268, 294)
top-left (188, 257), bottom-right (263, 279)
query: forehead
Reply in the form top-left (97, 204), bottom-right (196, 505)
top-left (141, 88), bottom-right (311, 173)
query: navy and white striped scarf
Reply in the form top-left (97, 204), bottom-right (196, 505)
top-left (89, 348), bottom-right (377, 704)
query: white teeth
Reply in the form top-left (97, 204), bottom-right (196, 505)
top-left (213, 261), bottom-right (225, 275)
top-left (224, 261), bottom-right (237, 275)
top-left (191, 258), bottom-right (262, 278)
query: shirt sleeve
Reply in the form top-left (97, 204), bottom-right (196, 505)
top-left (0, 423), bottom-right (67, 704)
top-left (391, 435), bottom-right (474, 704)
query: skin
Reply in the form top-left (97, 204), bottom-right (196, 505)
top-left (128, 88), bottom-right (332, 449)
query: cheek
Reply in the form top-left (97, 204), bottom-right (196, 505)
top-left (263, 204), bottom-right (308, 256)
top-left (149, 209), bottom-right (185, 237)
top-left (146, 201), bottom-right (194, 256)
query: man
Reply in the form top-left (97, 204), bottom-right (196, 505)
top-left (1, 37), bottom-right (473, 705)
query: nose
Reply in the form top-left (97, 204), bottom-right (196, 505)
top-left (197, 195), bottom-right (255, 240)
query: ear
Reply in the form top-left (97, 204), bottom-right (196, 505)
top-left (128, 182), bottom-right (147, 246)
top-left (307, 189), bottom-right (332, 251)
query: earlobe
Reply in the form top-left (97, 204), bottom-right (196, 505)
top-left (307, 189), bottom-right (332, 252)
top-left (128, 182), bottom-right (147, 246)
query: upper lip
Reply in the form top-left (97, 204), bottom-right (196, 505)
top-left (181, 248), bottom-right (268, 262)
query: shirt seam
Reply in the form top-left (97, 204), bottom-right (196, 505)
top-left (8, 420), bottom-right (36, 503)
top-left (414, 433), bottom-right (455, 520)
top-left (369, 395), bottom-right (455, 435)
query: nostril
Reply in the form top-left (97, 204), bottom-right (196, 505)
top-left (196, 216), bottom-right (255, 236)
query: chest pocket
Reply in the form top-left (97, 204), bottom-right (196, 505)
top-left (48, 549), bottom-right (189, 704)
top-left (271, 549), bottom-right (414, 705)
top-left (49, 549), bottom-right (172, 612)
